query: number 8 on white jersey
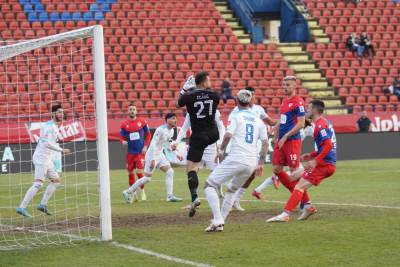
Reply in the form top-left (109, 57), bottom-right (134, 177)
top-left (226, 109), bottom-right (268, 166)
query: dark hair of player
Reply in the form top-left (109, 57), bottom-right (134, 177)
top-left (195, 71), bottom-right (209, 86)
top-left (305, 118), bottom-right (312, 127)
top-left (165, 112), bottom-right (176, 121)
top-left (51, 104), bottom-right (62, 113)
top-left (244, 86), bottom-right (255, 93)
top-left (310, 99), bottom-right (325, 114)
top-left (128, 102), bottom-right (135, 107)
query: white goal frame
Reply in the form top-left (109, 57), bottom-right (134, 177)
top-left (0, 25), bottom-right (112, 241)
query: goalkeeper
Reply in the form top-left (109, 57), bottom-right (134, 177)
top-left (16, 105), bottom-right (71, 218)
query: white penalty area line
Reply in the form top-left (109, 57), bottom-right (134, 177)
top-left (239, 199), bottom-right (400, 210)
top-left (110, 241), bottom-right (214, 267)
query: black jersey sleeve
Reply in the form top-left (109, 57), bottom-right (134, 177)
top-left (177, 94), bottom-right (189, 107)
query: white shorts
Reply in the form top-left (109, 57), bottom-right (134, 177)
top-left (206, 158), bottom-right (255, 192)
top-left (201, 146), bottom-right (218, 171)
top-left (34, 163), bottom-right (59, 181)
top-left (144, 153), bottom-right (170, 174)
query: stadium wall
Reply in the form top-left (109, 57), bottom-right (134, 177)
top-left (1, 133), bottom-right (399, 173)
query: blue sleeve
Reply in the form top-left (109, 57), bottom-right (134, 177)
top-left (294, 105), bottom-right (305, 117)
top-left (317, 128), bottom-right (332, 142)
top-left (143, 124), bottom-right (149, 133)
top-left (120, 128), bottom-right (128, 138)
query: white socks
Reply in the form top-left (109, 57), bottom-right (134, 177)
top-left (40, 182), bottom-right (60, 206)
top-left (127, 176), bottom-right (151, 194)
top-left (254, 176), bottom-right (274, 193)
top-left (221, 191), bottom-right (236, 220)
top-left (20, 182), bottom-right (42, 208)
top-left (234, 187), bottom-right (246, 203)
top-left (204, 186), bottom-right (224, 225)
top-left (165, 168), bottom-right (174, 197)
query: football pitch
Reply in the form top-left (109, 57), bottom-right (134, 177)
top-left (1, 159), bottom-right (400, 267)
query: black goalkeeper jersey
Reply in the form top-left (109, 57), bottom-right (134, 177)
top-left (178, 88), bottom-right (220, 134)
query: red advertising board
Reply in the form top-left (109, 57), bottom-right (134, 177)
top-left (0, 112), bottom-right (399, 144)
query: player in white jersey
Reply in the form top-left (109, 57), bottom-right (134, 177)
top-left (16, 105), bottom-right (72, 218)
top-left (252, 121), bottom-right (315, 201)
top-left (230, 87), bottom-right (277, 211)
top-left (52, 143), bottom-right (62, 174)
top-left (175, 110), bottom-right (225, 171)
top-left (123, 113), bottom-right (183, 203)
top-left (203, 90), bottom-right (268, 232)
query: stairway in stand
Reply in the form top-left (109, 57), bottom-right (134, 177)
top-left (293, 0), bottom-right (330, 43)
top-left (213, 0), bottom-right (251, 44)
top-left (277, 43), bottom-right (347, 115)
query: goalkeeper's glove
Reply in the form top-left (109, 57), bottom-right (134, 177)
top-left (180, 75), bottom-right (196, 95)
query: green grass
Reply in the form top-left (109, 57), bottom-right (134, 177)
top-left (1, 159), bottom-right (400, 267)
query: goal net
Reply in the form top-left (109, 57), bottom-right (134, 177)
top-left (0, 26), bottom-right (111, 250)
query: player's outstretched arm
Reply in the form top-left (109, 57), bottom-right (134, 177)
top-left (264, 116), bottom-right (278, 127)
top-left (45, 141), bottom-right (71, 154)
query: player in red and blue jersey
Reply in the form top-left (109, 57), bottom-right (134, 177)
top-left (267, 99), bottom-right (336, 222)
top-left (272, 76), bottom-right (311, 206)
top-left (120, 103), bottom-right (151, 201)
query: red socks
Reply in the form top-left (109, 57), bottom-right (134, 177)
top-left (137, 173), bottom-right (145, 189)
top-left (301, 191), bottom-right (310, 205)
top-left (284, 189), bottom-right (304, 213)
top-left (276, 171), bottom-right (293, 190)
top-left (276, 171), bottom-right (310, 207)
top-left (129, 173), bottom-right (135, 186)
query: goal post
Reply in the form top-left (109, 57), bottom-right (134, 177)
top-left (92, 26), bottom-right (112, 241)
top-left (0, 25), bottom-right (112, 248)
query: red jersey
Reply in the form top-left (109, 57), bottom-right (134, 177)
top-left (278, 95), bottom-right (305, 140)
top-left (120, 117), bottom-right (151, 155)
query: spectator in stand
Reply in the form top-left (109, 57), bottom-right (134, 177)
top-left (356, 111), bottom-right (372, 133)
top-left (220, 78), bottom-right (235, 104)
top-left (346, 33), bottom-right (362, 58)
top-left (384, 78), bottom-right (400, 101)
top-left (353, 34), bottom-right (364, 59)
top-left (345, 34), bottom-right (354, 51)
top-left (360, 32), bottom-right (374, 58)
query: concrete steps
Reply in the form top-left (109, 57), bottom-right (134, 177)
top-left (277, 43), bottom-right (347, 114)
top-left (292, 1), bottom-right (330, 43)
top-left (213, 0), bottom-right (251, 44)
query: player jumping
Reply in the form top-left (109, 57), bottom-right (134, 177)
top-left (120, 103), bottom-right (151, 202)
top-left (16, 104), bottom-right (72, 218)
top-left (230, 86), bottom-right (277, 211)
top-left (204, 90), bottom-right (268, 232)
top-left (176, 71), bottom-right (220, 217)
top-left (267, 100), bottom-right (336, 222)
top-left (174, 109), bottom-right (225, 173)
top-left (122, 113), bottom-right (182, 203)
